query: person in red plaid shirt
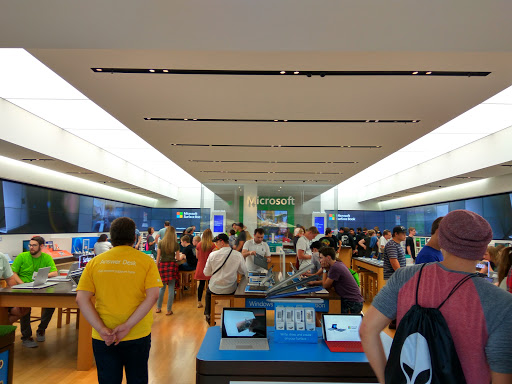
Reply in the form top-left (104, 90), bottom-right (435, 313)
top-left (156, 226), bottom-right (182, 315)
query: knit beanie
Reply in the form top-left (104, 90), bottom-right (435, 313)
top-left (437, 209), bottom-right (492, 260)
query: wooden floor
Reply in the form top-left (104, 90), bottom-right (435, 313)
top-left (11, 292), bottom-right (394, 384)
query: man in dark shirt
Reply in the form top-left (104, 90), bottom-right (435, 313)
top-left (318, 228), bottom-right (339, 251)
top-left (405, 227), bottom-right (416, 260)
top-left (178, 235), bottom-right (197, 271)
top-left (416, 217), bottom-right (444, 264)
top-left (234, 222), bottom-right (246, 252)
top-left (338, 227), bottom-right (356, 253)
top-left (356, 227), bottom-right (367, 257)
top-left (317, 247), bottom-right (363, 314)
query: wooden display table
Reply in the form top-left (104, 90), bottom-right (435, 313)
top-left (0, 283), bottom-right (93, 371)
top-left (351, 257), bottom-right (386, 297)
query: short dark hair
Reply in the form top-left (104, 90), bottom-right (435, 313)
top-left (357, 227), bottom-right (362, 232)
top-left (229, 229), bottom-right (236, 235)
top-left (110, 217), bottom-right (136, 247)
top-left (164, 221), bottom-right (170, 226)
top-left (310, 241), bottom-right (322, 251)
top-left (383, 229), bottom-right (391, 236)
top-left (325, 227), bottom-right (332, 235)
top-left (362, 227), bottom-right (368, 232)
top-left (319, 246), bottom-right (336, 260)
top-left (98, 234), bottom-right (109, 242)
top-left (343, 227), bottom-right (349, 232)
top-left (431, 217), bottom-right (443, 236)
top-left (181, 235), bottom-right (191, 243)
top-left (31, 236), bottom-right (45, 246)
top-left (349, 228), bottom-right (354, 231)
top-left (254, 228), bottom-right (265, 236)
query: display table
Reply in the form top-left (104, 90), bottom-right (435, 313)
top-left (0, 282), bottom-right (93, 371)
top-left (234, 276), bottom-right (341, 313)
top-left (351, 258), bottom-right (386, 294)
top-left (196, 326), bottom-right (392, 384)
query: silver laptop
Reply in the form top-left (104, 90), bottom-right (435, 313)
top-left (12, 267), bottom-right (58, 289)
top-left (47, 262), bottom-right (79, 282)
top-left (219, 307), bottom-right (269, 350)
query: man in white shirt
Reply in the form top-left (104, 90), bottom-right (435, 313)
top-left (242, 228), bottom-right (271, 272)
top-left (0, 252), bottom-right (28, 323)
top-left (203, 233), bottom-right (247, 324)
top-left (296, 226), bottom-right (319, 269)
top-left (378, 230), bottom-right (391, 260)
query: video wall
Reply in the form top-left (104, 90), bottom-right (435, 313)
top-left (326, 192), bottom-right (512, 240)
top-left (0, 179), bottom-right (209, 235)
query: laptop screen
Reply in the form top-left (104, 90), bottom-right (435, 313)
top-left (221, 308), bottom-right (267, 339)
top-left (322, 314), bottom-right (363, 342)
top-left (79, 254), bottom-right (94, 268)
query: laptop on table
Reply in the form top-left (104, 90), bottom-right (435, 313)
top-left (219, 307), bottom-right (269, 350)
top-left (322, 313), bottom-right (364, 353)
top-left (47, 262), bottom-right (79, 282)
top-left (12, 267), bottom-right (59, 289)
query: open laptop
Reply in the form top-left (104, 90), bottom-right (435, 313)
top-left (219, 307), bottom-right (269, 350)
top-left (12, 267), bottom-right (58, 289)
top-left (322, 313), bottom-right (364, 353)
top-left (68, 268), bottom-right (84, 292)
top-left (47, 261), bottom-right (79, 282)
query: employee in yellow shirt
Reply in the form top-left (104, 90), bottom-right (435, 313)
top-left (76, 217), bottom-right (162, 384)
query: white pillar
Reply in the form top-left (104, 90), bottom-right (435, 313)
top-left (243, 184), bottom-right (258, 232)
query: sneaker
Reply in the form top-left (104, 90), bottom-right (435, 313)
top-left (22, 338), bottom-right (38, 348)
top-left (36, 331), bottom-right (45, 342)
top-left (197, 302), bottom-right (203, 308)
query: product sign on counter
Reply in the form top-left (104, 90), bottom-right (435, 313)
top-left (245, 298), bottom-right (329, 312)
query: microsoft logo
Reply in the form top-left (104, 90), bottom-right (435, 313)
top-left (328, 214), bottom-right (335, 220)
top-left (176, 212), bottom-right (183, 218)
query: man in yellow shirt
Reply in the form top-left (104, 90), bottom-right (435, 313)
top-left (76, 217), bottom-right (162, 384)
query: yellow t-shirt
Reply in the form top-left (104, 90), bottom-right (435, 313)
top-left (77, 246), bottom-right (163, 341)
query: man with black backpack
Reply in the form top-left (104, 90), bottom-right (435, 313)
top-left (360, 210), bottom-right (512, 383)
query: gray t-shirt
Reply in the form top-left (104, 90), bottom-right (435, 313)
top-left (383, 239), bottom-right (406, 280)
top-left (296, 236), bottom-right (312, 268)
top-left (373, 263), bottom-right (512, 381)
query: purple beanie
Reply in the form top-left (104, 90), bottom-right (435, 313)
top-left (438, 210), bottom-right (492, 260)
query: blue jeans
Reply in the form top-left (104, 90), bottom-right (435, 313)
top-left (178, 262), bottom-right (195, 271)
top-left (157, 280), bottom-right (176, 312)
top-left (92, 334), bottom-right (151, 384)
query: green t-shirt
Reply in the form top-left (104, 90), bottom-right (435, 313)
top-left (11, 252), bottom-right (57, 283)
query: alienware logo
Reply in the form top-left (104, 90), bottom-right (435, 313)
top-left (400, 333), bottom-right (432, 384)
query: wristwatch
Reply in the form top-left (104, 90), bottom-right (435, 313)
top-left (323, 269), bottom-right (327, 273)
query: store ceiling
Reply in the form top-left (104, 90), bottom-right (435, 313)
top-left (2, 1), bottom-right (512, 202)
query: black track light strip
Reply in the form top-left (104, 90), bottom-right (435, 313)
top-left (172, 143), bottom-right (381, 149)
top-left (92, 68), bottom-right (490, 77)
top-left (189, 160), bottom-right (358, 164)
top-left (145, 117), bottom-right (419, 123)
top-left (208, 179), bottom-right (332, 182)
top-left (200, 171), bottom-right (342, 175)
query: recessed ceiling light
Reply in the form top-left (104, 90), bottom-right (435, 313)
top-left (163, 69), bottom-right (169, 73)
top-left (274, 119), bottom-right (278, 122)
top-left (149, 69), bottom-right (155, 73)
top-left (193, 118), bottom-right (197, 121)
top-left (96, 68), bottom-right (102, 72)
top-left (412, 71), bottom-right (419, 75)
top-left (426, 71), bottom-right (432, 75)
top-left (294, 71), bottom-right (299, 75)
top-left (283, 119), bottom-right (288, 122)
top-left (280, 71), bottom-right (286, 74)
top-left (184, 118), bottom-right (188, 121)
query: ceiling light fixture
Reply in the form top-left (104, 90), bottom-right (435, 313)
top-left (412, 71), bottom-right (419, 75)
top-left (280, 71), bottom-right (286, 74)
top-left (149, 69), bottom-right (155, 73)
top-left (294, 71), bottom-right (299, 75)
top-left (146, 117), bottom-right (420, 123)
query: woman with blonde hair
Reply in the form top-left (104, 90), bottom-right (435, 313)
top-left (156, 226), bottom-right (180, 315)
top-left (480, 246), bottom-right (499, 276)
top-left (194, 229), bottom-right (216, 308)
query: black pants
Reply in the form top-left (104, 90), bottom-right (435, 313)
top-left (340, 300), bottom-right (363, 314)
top-left (20, 307), bottom-right (55, 340)
top-left (204, 288), bottom-right (235, 317)
top-left (198, 280), bottom-right (206, 301)
top-left (93, 334), bottom-right (151, 384)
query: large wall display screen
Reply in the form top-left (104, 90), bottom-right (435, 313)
top-left (150, 208), bottom-right (210, 233)
top-left (0, 179), bottom-right (152, 234)
top-left (257, 210), bottom-right (288, 241)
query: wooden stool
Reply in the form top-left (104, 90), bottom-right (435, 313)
top-left (210, 294), bottom-right (235, 326)
top-left (367, 273), bottom-right (376, 302)
top-left (358, 271), bottom-right (370, 300)
top-left (57, 308), bottom-right (80, 329)
top-left (179, 270), bottom-right (196, 297)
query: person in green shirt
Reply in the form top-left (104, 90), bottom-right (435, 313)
top-left (11, 236), bottom-right (58, 348)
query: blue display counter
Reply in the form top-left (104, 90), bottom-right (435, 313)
top-left (196, 326), bottom-right (392, 384)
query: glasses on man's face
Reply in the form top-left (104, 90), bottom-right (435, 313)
top-left (28, 244), bottom-right (39, 248)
